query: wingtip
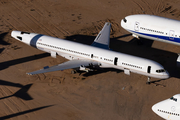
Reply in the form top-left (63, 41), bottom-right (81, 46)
top-left (26, 73), bottom-right (33, 75)
top-left (105, 22), bottom-right (111, 26)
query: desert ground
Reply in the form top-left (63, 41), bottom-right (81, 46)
top-left (0, 0), bottom-right (180, 120)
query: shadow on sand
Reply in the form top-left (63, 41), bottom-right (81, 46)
top-left (0, 53), bottom-right (50, 71)
top-left (76, 68), bottom-right (122, 77)
top-left (0, 32), bottom-right (11, 45)
top-left (0, 105), bottom-right (54, 119)
top-left (0, 79), bottom-right (33, 100)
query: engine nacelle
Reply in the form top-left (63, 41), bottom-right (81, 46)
top-left (79, 65), bottom-right (92, 72)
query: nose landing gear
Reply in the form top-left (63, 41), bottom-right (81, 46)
top-left (146, 77), bottom-right (151, 84)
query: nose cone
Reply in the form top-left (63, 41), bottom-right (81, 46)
top-left (161, 70), bottom-right (170, 79)
top-left (164, 71), bottom-right (170, 79)
top-left (152, 104), bottom-right (158, 113)
top-left (152, 99), bottom-right (171, 120)
top-left (121, 19), bottom-right (125, 29)
top-left (152, 103), bottom-right (163, 118)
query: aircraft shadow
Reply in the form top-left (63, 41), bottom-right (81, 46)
top-left (0, 79), bottom-right (23, 88)
top-left (128, 37), bottom-right (154, 47)
top-left (0, 53), bottom-right (50, 71)
top-left (0, 32), bottom-right (11, 45)
top-left (76, 68), bottom-right (122, 77)
top-left (65, 34), bottom-right (180, 79)
top-left (0, 84), bottom-right (33, 100)
top-left (0, 105), bottom-right (54, 119)
top-left (0, 79), bottom-right (33, 100)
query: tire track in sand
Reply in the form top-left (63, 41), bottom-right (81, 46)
top-left (11, 1), bottom-right (55, 36)
top-left (131, 0), bottom-right (160, 14)
top-left (131, 0), bottom-right (144, 12)
top-left (28, 0), bottom-right (70, 36)
top-left (12, 0), bottom-right (70, 37)
top-left (0, 2), bottom-right (36, 32)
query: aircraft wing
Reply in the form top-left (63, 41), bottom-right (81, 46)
top-left (91, 22), bottom-right (111, 49)
top-left (27, 59), bottom-right (100, 75)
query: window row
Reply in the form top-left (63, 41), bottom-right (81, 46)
top-left (104, 58), bottom-right (113, 62)
top-left (122, 62), bottom-right (142, 69)
top-left (37, 42), bottom-right (90, 56)
top-left (158, 109), bottom-right (179, 116)
top-left (140, 27), bottom-right (164, 34)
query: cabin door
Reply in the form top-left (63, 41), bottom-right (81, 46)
top-left (114, 57), bottom-right (118, 65)
top-left (134, 22), bottom-right (140, 31)
top-left (147, 66), bottom-right (151, 73)
top-left (91, 54), bottom-right (93, 58)
top-left (169, 30), bottom-right (175, 40)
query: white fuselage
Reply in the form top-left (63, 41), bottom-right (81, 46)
top-left (11, 31), bottom-right (169, 79)
top-left (152, 94), bottom-right (180, 120)
top-left (121, 14), bottom-right (180, 46)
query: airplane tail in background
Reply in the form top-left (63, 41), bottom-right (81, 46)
top-left (91, 22), bottom-right (111, 49)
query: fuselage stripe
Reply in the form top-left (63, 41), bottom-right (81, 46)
top-left (128, 29), bottom-right (180, 43)
top-left (30, 34), bottom-right (43, 48)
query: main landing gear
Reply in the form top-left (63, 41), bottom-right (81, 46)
top-left (177, 54), bottom-right (180, 67)
top-left (71, 70), bottom-right (77, 74)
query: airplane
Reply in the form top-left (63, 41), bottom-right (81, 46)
top-left (11, 22), bottom-right (169, 84)
top-left (152, 94), bottom-right (180, 120)
top-left (121, 14), bottom-right (180, 65)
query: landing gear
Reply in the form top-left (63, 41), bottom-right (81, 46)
top-left (71, 70), bottom-right (77, 74)
top-left (177, 53), bottom-right (180, 67)
top-left (146, 77), bottom-right (151, 84)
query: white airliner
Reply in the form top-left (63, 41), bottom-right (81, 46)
top-left (152, 94), bottom-right (180, 120)
top-left (121, 14), bottom-right (180, 64)
top-left (11, 22), bottom-right (169, 83)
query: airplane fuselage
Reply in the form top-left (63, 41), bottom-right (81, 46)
top-left (121, 14), bottom-right (180, 46)
top-left (11, 30), bottom-right (169, 79)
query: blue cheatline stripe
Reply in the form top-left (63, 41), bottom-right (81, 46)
top-left (129, 29), bottom-right (180, 44)
top-left (91, 42), bottom-right (109, 49)
top-left (30, 34), bottom-right (43, 48)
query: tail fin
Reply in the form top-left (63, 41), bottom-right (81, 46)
top-left (91, 22), bottom-right (111, 49)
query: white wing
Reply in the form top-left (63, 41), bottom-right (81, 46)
top-left (27, 59), bottom-right (100, 75)
top-left (91, 22), bottom-right (111, 49)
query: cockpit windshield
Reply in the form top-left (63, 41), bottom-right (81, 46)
top-left (170, 97), bottom-right (177, 102)
top-left (123, 18), bottom-right (127, 23)
top-left (21, 31), bottom-right (30, 34)
top-left (156, 69), bottom-right (165, 73)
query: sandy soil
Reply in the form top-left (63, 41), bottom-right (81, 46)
top-left (0, 0), bottom-right (180, 120)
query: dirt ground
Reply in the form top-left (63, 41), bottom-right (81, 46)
top-left (0, 0), bottom-right (180, 120)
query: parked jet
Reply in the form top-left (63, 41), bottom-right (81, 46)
top-left (121, 14), bottom-right (180, 65)
top-left (152, 94), bottom-right (180, 120)
top-left (11, 22), bottom-right (169, 83)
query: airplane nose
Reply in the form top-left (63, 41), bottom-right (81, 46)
top-left (164, 71), bottom-right (170, 79)
top-left (152, 104), bottom-right (157, 113)
top-left (120, 19), bottom-right (124, 28)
